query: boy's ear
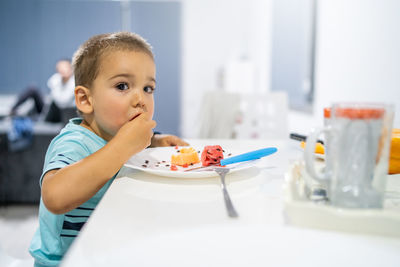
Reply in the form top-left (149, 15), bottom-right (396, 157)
top-left (75, 86), bottom-right (93, 114)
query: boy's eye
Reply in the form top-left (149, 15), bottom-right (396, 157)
top-left (143, 86), bottom-right (155, 94)
top-left (116, 82), bottom-right (129, 91)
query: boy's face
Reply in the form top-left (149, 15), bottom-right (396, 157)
top-left (87, 50), bottom-right (155, 140)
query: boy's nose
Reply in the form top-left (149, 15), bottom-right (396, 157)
top-left (131, 90), bottom-right (145, 108)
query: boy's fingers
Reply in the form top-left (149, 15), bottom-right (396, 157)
top-left (177, 139), bottom-right (189, 146)
top-left (139, 111), bottom-right (153, 121)
top-left (130, 113), bottom-right (156, 126)
top-left (170, 136), bottom-right (189, 146)
top-left (165, 136), bottom-right (189, 146)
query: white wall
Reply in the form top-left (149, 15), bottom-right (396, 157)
top-left (181, 0), bottom-right (400, 138)
top-left (181, 0), bottom-right (272, 138)
top-left (290, 0), bottom-right (400, 134)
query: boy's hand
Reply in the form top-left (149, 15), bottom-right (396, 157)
top-left (113, 112), bottom-right (156, 155)
top-left (150, 134), bottom-right (189, 147)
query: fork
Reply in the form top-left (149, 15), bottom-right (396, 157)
top-left (214, 167), bottom-right (239, 218)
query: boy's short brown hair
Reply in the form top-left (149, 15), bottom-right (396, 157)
top-left (72, 32), bottom-right (154, 88)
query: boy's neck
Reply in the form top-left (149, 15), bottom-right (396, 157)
top-left (79, 118), bottom-right (112, 142)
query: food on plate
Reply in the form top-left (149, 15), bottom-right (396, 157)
top-left (300, 141), bottom-right (325, 154)
top-left (171, 147), bottom-right (200, 166)
top-left (389, 128), bottom-right (400, 174)
top-left (201, 145), bottom-right (224, 166)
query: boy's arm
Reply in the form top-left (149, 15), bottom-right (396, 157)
top-left (42, 113), bottom-right (156, 214)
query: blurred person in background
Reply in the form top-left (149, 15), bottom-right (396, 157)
top-left (10, 58), bottom-right (76, 124)
top-left (45, 58), bottom-right (76, 123)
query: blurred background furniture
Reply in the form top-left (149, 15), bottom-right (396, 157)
top-left (197, 91), bottom-right (288, 139)
top-left (233, 91), bottom-right (288, 139)
top-left (0, 120), bottom-right (62, 204)
top-left (197, 91), bottom-right (241, 139)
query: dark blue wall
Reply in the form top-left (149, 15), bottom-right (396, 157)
top-left (0, 0), bottom-right (181, 135)
top-left (131, 2), bottom-right (181, 136)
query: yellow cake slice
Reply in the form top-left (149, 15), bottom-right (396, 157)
top-left (171, 147), bottom-right (200, 166)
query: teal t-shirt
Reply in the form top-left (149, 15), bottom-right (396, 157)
top-left (29, 118), bottom-right (116, 267)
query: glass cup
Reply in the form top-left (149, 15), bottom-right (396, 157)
top-left (305, 103), bottom-right (394, 209)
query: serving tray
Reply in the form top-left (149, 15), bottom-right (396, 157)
top-left (283, 161), bottom-right (400, 238)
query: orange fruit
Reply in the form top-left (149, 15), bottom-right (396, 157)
top-left (390, 129), bottom-right (400, 159)
top-left (389, 158), bottom-right (400, 174)
top-left (300, 141), bottom-right (325, 154)
top-left (389, 129), bottom-right (400, 174)
top-left (171, 147), bottom-right (200, 166)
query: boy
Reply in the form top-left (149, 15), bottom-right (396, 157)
top-left (29, 32), bottom-right (188, 266)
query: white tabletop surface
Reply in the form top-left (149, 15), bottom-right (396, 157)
top-left (61, 139), bottom-right (400, 267)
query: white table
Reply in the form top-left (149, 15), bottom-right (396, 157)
top-left (61, 139), bottom-right (400, 267)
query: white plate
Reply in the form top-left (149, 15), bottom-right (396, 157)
top-left (124, 146), bottom-right (255, 178)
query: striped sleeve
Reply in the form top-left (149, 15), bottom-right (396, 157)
top-left (40, 139), bottom-right (90, 185)
top-left (60, 206), bottom-right (94, 238)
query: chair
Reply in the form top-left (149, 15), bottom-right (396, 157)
top-left (197, 91), bottom-right (288, 139)
top-left (233, 91), bottom-right (288, 139)
top-left (197, 91), bottom-right (241, 139)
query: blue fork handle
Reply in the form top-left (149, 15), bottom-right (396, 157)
top-left (220, 147), bottom-right (277, 166)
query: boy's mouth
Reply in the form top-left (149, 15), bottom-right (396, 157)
top-left (130, 113), bottom-right (142, 121)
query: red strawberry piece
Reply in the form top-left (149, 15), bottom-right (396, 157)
top-left (201, 145), bottom-right (224, 166)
